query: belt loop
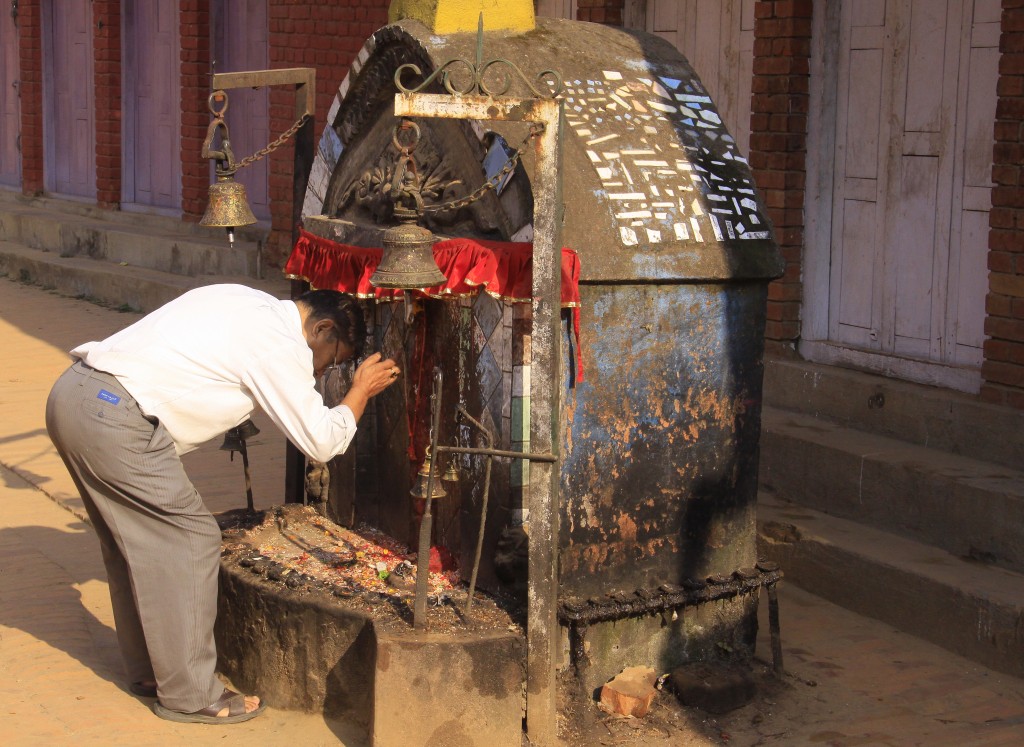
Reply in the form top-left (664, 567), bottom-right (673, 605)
top-left (75, 360), bottom-right (99, 386)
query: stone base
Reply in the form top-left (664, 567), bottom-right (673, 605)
top-left (216, 561), bottom-right (525, 747)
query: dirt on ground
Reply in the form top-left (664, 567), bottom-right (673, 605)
top-left (218, 503), bottom-right (523, 636)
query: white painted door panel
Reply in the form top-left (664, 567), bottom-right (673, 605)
top-left (806, 0), bottom-right (996, 392)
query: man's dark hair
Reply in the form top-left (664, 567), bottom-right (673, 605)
top-left (297, 289), bottom-right (367, 358)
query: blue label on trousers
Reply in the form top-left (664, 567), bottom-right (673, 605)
top-left (97, 389), bottom-right (122, 405)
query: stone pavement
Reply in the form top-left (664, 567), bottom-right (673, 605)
top-left (2, 275), bottom-right (1024, 746)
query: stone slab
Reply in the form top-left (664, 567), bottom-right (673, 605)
top-left (216, 559), bottom-right (525, 747)
top-left (760, 406), bottom-right (1024, 574)
top-left (757, 491), bottom-right (1024, 679)
top-left (763, 356), bottom-right (1024, 472)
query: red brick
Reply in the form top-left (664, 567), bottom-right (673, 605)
top-left (986, 316), bottom-right (1024, 342)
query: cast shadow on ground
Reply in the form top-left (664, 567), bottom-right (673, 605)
top-left (0, 522), bottom-right (126, 694)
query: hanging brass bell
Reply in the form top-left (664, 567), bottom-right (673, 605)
top-left (219, 419), bottom-right (261, 452)
top-left (410, 447), bottom-right (447, 500)
top-left (200, 175), bottom-right (258, 246)
top-left (370, 221), bottom-right (447, 290)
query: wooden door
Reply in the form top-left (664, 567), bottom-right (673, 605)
top-left (805, 0), bottom-right (998, 391)
top-left (212, 0), bottom-right (269, 221)
top-left (43, 0), bottom-right (96, 198)
top-left (535, 0), bottom-right (577, 19)
top-left (0, 2), bottom-right (20, 187)
top-left (647, 0), bottom-right (755, 156)
top-left (123, 0), bottom-right (181, 211)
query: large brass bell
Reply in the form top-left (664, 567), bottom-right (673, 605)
top-left (200, 90), bottom-right (257, 247)
top-left (410, 446), bottom-right (447, 500)
top-left (370, 119), bottom-right (447, 290)
top-left (200, 176), bottom-right (257, 245)
top-left (371, 222), bottom-right (446, 289)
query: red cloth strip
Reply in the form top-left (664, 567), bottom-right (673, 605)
top-left (285, 229), bottom-right (583, 381)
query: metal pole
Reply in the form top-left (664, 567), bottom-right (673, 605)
top-left (413, 369), bottom-right (443, 629)
top-left (394, 92), bottom-right (564, 747)
top-left (211, 67), bottom-right (317, 506)
top-left (525, 97), bottom-right (564, 747)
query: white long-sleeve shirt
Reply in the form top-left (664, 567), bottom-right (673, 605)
top-left (71, 284), bottom-right (356, 461)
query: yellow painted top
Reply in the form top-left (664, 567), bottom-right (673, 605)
top-left (389, 0), bottom-right (535, 34)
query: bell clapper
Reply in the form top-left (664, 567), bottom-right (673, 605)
top-left (226, 226), bottom-right (235, 247)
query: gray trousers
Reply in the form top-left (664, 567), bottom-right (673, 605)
top-left (45, 361), bottom-right (224, 712)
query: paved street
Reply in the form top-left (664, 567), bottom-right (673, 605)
top-left (2, 275), bottom-right (1024, 746)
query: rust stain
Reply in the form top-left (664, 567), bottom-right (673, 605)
top-left (615, 513), bottom-right (638, 543)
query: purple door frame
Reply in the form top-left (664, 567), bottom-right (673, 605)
top-left (0, 3), bottom-right (21, 188)
top-left (212, 0), bottom-right (270, 221)
top-left (122, 0), bottom-right (181, 212)
top-left (43, 0), bottom-right (97, 199)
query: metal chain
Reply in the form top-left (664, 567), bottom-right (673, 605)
top-left (420, 124), bottom-right (543, 213)
top-left (232, 114), bottom-right (310, 172)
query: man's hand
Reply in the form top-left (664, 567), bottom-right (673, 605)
top-left (342, 352), bottom-right (401, 422)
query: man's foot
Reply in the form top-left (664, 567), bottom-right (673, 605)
top-left (152, 688), bottom-right (265, 724)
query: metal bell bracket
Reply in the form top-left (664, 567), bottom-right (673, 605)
top-left (201, 90), bottom-right (238, 177)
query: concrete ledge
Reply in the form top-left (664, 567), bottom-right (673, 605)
top-left (757, 492), bottom-right (1024, 679)
top-left (1, 204), bottom-right (258, 278)
top-left (763, 356), bottom-right (1024, 471)
top-left (216, 559), bottom-right (525, 747)
top-left (760, 406), bottom-right (1024, 573)
top-left (0, 240), bottom-right (289, 313)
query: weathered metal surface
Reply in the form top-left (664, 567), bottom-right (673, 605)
top-left (300, 20), bottom-right (780, 283)
top-left (211, 67), bottom-right (316, 115)
top-left (295, 15), bottom-right (783, 741)
top-left (559, 282), bottom-right (768, 598)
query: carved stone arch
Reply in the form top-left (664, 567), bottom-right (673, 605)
top-left (318, 29), bottom-right (533, 242)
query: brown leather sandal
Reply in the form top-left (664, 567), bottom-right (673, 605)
top-left (152, 687), bottom-right (265, 725)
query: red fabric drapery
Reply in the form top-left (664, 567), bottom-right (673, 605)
top-left (285, 229), bottom-right (583, 381)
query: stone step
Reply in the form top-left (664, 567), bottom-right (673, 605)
top-left (759, 406), bottom-right (1024, 575)
top-left (757, 491), bottom-right (1024, 680)
top-left (0, 239), bottom-right (289, 313)
top-left (0, 197), bottom-right (261, 279)
top-left (763, 356), bottom-right (1024, 472)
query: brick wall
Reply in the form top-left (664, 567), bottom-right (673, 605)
top-left (93, 1), bottom-right (121, 209)
top-left (982, 0), bottom-right (1024, 409)
top-left (748, 0), bottom-right (812, 345)
top-left (17, 0), bottom-right (43, 194)
top-left (577, 0), bottom-right (623, 25)
top-left (180, 1), bottom-right (213, 221)
top-left (262, 0), bottom-right (391, 266)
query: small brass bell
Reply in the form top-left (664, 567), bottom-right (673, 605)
top-left (200, 175), bottom-right (257, 247)
top-left (220, 419), bottom-right (261, 513)
top-left (219, 419), bottom-right (261, 452)
top-left (410, 447), bottom-right (447, 500)
top-left (442, 461), bottom-right (459, 483)
top-left (370, 221), bottom-right (446, 290)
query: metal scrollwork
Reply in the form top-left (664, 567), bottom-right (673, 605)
top-left (393, 15), bottom-right (562, 99)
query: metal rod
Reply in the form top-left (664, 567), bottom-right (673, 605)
top-left (767, 582), bottom-right (784, 676)
top-left (211, 67), bottom-right (316, 118)
top-left (435, 444), bottom-right (556, 462)
top-left (413, 368), bottom-right (443, 629)
top-left (558, 569), bottom-right (784, 625)
top-left (455, 405), bottom-right (492, 617)
top-left (240, 442), bottom-right (255, 513)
